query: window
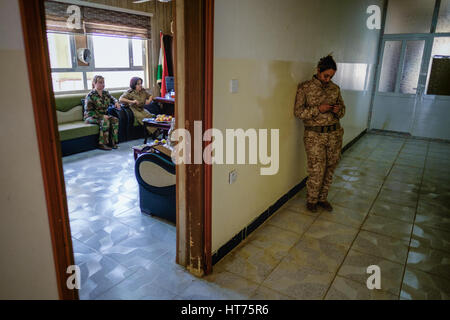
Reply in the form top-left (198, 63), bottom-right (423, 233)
top-left (334, 63), bottom-right (369, 91)
top-left (426, 37), bottom-right (450, 95)
top-left (384, 0), bottom-right (436, 34)
top-left (47, 32), bottom-right (148, 93)
top-left (44, 0), bottom-right (152, 94)
top-left (378, 41), bottom-right (402, 92)
top-left (47, 33), bottom-right (72, 69)
top-left (436, 0), bottom-right (450, 33)
top-left (400, 40), bottom-right (425, 94)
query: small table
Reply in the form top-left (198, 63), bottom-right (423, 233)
top-left (142, 118), bottom-right (172, 144)
top-left (153, 97), bottom-right (175, 104)
top-left (153, 97), bottom-right (175, 115)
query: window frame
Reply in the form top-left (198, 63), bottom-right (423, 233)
top-left (374, 0), bottom-right (450, 98)
top-left (48, 31), bottom-right (149, 95)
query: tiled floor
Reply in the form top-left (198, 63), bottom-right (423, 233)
top-left (64, 133), bottom-right (450, 300)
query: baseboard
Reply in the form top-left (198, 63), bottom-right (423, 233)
top-left (211, 128), bottom-right (368, 266)
top-left (342, 128), bottom-right (368, 153)
top-left (368, 129), bottom-right (450, 144)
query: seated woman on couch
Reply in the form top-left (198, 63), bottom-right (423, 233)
top-left (119, 77), bottom-right (157, 136)
top-left (84, 75), bottom-right (121, 150)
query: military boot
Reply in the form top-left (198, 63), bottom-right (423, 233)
top-left (306, 202), bottom-right (318, 213)
top-left (318, 200), bottom-right (333, 212)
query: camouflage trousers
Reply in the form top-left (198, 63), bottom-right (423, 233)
top-left (304, 127), bottom-right (344, 204)
top-left (85, 115), bottom-right (119, 146)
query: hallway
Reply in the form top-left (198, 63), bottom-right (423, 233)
top-left (214, 132), bottom-right (450, 299)
top-left (65, 133), bottom-right (450, 299)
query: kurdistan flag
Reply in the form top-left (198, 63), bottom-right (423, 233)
top-left (156, 31), bottom-right (168, 97)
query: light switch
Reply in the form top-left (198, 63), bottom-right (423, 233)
top-left (229, 170), bottom-right (237, 184)
top-left (230, 79), bottom-right (238, 93)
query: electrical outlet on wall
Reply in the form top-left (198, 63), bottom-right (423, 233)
top-left (229, 170), bottom-right (237, 184)
top-left (230, 79), bottom-right (238, 93)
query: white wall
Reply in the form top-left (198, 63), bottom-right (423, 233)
top-left (212, 0), bottom-right (384, 252)
top-left (0, 0), bottom-right (59, 299)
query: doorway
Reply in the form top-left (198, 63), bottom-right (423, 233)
top-left (370, 0), bottom-right (450, 140)
top-left (19, 0), bottom-right (214, 299)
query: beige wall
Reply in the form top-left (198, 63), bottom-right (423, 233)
top-left (0, 0), bottom-right (59, 299)
top-left (212, 0), bottom-right (384, 252)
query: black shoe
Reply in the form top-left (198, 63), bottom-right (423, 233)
top-left (98, 144), bottom-right (112, 151)
top-left (306, 202), bottom-right (318, 213)
top-left (318, 201), bottom-right (333, 212)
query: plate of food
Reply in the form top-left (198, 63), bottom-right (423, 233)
top-left (153, 114), bottom-right (173, 123)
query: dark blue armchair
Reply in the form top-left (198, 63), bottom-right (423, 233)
top-left (135, 152), bottom-right (176, 224)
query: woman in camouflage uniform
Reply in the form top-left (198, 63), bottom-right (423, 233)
top-left (119, 77), bottom-right (157, 136)
top-left (294, 55), bottom-right (346, 212)
top-left (84, 75), bottom-right (121, 150)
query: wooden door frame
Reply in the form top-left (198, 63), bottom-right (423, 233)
top-left (19, 0), bottom-right (214, 298)
top-left (18, 0), bottom-right (77, 300)
top-left (174, 0), bottom-right (214, 276)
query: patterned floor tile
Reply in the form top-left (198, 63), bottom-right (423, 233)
top-left (362, 215), bottom-right (413, 241)
top-left (332, 195), bottom-right (374, 214)
top-left (303, 219), bottom-right (359, 249)
top-left (250, 285), bottom-right (295, 300)
top-left (101, 232), bottom-right (173, 271)
top-left (377, 188), bottom-right (419, 207)
top-left (286, 236), bottom-right (348, 273)
top-left (325, 276), bottom-right (398, 300)
top-left (245, 224), bottom-right (302, 260)
top-left (369, 201), bottom-right (416, 223)
top-left (318, 204), bottom-right (367, 228)
top-left (95, 267), bottom-right (177, 300)
top-left (382, 180), bottom-right (420, 194)
top-left (406, 246), bottom-right (450, 280)
top-left (285, 197), bottom-right (321, 217)
top-left (214, 243), bottom-right (282, 284)
top-left (400, 267), bottom-right (450, 300)
top-left (81, 221), bottom-right (138, 254)
top-left (78, 255), bottom-right (136, 300)
top-left (72, 238), bottom-right (102, 266)
top-left (114, 207), bottom-right (159, 231)
top-left (199, 268), bottom-right (260, 299)
top-left (351, 230), bottom-right (409, 264)
top-left (261, 259), bottom-right (334, 300)
top-left (266, 208), bottom-right (316, 235)
top-left (411, 224), bottom-right (450, 253)
top-left (337, 249), bottom-right (405, 296)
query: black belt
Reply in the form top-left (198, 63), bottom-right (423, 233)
top-left (305, 123), bottom-right (341, 133)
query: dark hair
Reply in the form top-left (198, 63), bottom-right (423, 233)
top-left (317, 54), bottom-right (337, 72)
top-left (130, 77), bottom-right (143, 90)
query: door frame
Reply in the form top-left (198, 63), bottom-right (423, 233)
top-left (19, 0), bottom-right (214, 299)
top-left (369, 0), bottom-right (450, 133)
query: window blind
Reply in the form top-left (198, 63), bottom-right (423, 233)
top-left (45, 1), bottom-right (151, 39)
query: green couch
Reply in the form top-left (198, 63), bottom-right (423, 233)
top-left (55, 91), bottom-right (124, 156)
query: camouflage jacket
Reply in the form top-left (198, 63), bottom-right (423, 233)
top-left (84, 89), bottom-right (117, 120)
top-left (294, 75), bottom-right (345, 127)
top-left (119, 89), bottom-right (152, 110)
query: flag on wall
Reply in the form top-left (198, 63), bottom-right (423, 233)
top-left (156, 31), bottom-right (169, 97)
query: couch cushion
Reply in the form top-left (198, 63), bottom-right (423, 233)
top-left (54, 91), bottom-right (123, 112)
top-left (138, 161), bottom-right (176, 187)
top-left (57, 105), bottom-right (83, 124)
top-left (54, 94), bottom-right (85, 112)
top-left (58, 121), bottom-right (99, 141)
